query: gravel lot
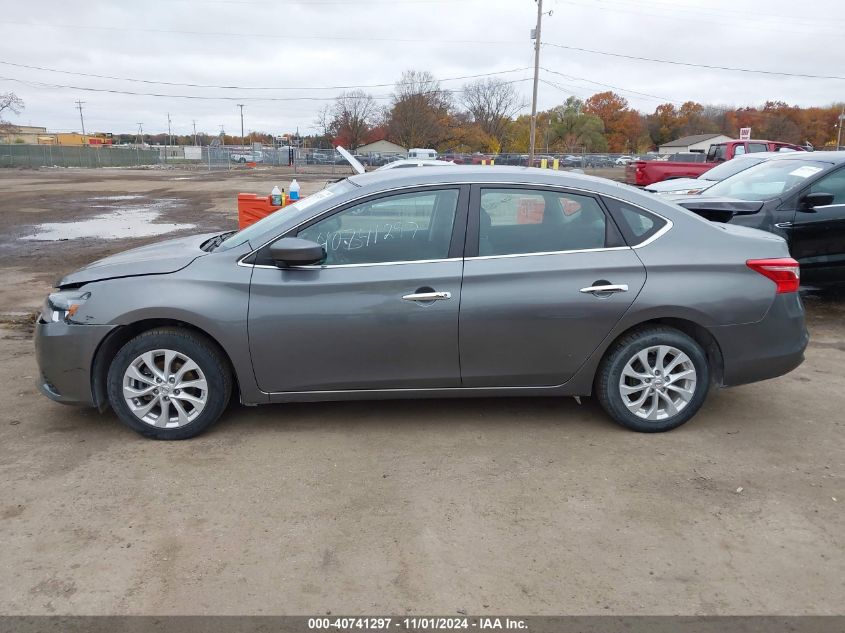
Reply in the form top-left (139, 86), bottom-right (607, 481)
top-left (0, 168), bottom-right (842, 615)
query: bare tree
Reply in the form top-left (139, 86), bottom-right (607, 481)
top-left (388, 70), bottom-right (452, 149)
top-left (329, 90), bottom-right (377, 150)
top-left (0, 92), bottom-right (24, 134)
top-left (461, 78), bottom-right (523, 145)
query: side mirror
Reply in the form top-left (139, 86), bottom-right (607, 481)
top-left (799, 192), bottom-right (834, 212)
top-left (268, 237), bottom-right (325, 267)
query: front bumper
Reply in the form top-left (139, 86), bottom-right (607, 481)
top-left (34, 318), bottom-right (116, 406)
top-left (709, 292), bottom-right (808, 387)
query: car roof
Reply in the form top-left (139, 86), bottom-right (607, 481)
top-left (763, 150), bottom-right (845, 164)
top-left (350, 164), bottom-right (605, 187)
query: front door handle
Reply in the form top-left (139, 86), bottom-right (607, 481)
top-left (580, 284), bottom-right (628, 295)
top-left (402, 291), bottom-right (452, 302)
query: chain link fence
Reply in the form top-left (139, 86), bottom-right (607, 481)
top-left (0, 144), bottom-right (160, 168)
top-left (1, 143), bottom-right (643, 174)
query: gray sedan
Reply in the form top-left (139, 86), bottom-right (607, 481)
top-left (35, 167), bottom-right (808, 439)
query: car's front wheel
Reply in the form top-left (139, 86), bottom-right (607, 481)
top-left (106, 328), bottom-right (232, 440)
top-left (595, 326), bottom-right (710, 432)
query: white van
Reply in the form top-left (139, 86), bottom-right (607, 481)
top-left (407, 148), bottom-right (437, 159)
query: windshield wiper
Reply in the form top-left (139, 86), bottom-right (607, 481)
top-left (202, 231), bottom-right (238, 252)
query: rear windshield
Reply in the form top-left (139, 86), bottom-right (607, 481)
top-left (700, 155), bottom-right (767, 181)
top-left (704, 159), bottom-right (830, 201)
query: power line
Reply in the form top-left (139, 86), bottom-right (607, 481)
top-left (541, 41), bottom-right (845, 80)
top-left (0, 20), bottom-right (518, 45)
top-left (541, 67), bottom-right (682, 104)
top-left (0, 60), bottom-right (530, 91)
top-left (0, 74), bottom-right (532, 102)
top-left (561, 0), bottom-right (845, 29)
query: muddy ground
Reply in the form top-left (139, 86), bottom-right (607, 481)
top-left (0, 168), bottom-right (842, 615)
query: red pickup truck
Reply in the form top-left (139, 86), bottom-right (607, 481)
top-left (626, 139), bottom-right (805, 186)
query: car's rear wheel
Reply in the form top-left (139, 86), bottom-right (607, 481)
top-left (106, 328), bottom-right (231, 440)
top-left (595, 326), bottom-right (710, 432)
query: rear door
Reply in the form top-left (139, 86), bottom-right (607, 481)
top-left (458, 186), bottom-right (647, 388)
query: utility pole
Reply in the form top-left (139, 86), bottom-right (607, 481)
top-left (838, 104), bottom-right (845, 151)
top-left (192, 119), bottom-right (198, 146)
top-left (237, 104), bottom-right (245, 149)
top-left (136, 122), bottom-right (143, 146)
top-left (528, 0), bottom-right (543, 165)
top-left (165, 113), bottom-right (171, 163)
top-left (75, 100), bottom-right (86, 135)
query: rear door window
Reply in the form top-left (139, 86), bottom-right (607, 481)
top-left (477, 188), bottom-right (609, 256)
top-left (708, 144), bottom-right (727, 161)
top-left (748, 143), bottom-right (768, 153)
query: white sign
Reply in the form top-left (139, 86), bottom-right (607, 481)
top-left (789, 165), bottom-right (823, 179)
top-left (739, 127), bottom-right (752, 140)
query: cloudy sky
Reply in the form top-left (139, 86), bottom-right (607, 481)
top-left (1, 0), bottom-right (842, 137)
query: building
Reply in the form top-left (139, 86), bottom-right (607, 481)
top-left (355, 139), bottom-right (406, 155)
top-left (53, 133), bottom-right (113, 146)
top-left (0, 125), bottom-right (51, 144)
top-left (658, 133), bottom-right (732, 155)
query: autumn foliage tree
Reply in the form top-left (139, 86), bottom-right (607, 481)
top-left (583, 91), bottom-right (644, 152)
top-left (387, 70), bottom-right (453, 149)
top-left (461, 78), bottom-right (522, 148)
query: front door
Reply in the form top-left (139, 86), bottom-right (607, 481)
top-left (459, 186), bottom-right (647, 387)
top-left (248, 186), bottom-right (467, 393)
top-left (790, 167), bottom-right (845, 281)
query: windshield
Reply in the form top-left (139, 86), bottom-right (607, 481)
top-left (700, 155), bottom-right (767, 181)
top-left (703, 159), bottom-right (829, 200)
top-left (217, 179), bottom-right (357, 250)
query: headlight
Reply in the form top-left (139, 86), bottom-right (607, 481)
top-left (42, 290), bottom-right (91, 323)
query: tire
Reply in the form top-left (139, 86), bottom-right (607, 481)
top-left (106, 328), bottom-right (232, 440)
top-left (595, 326), bottom-right (710, 433)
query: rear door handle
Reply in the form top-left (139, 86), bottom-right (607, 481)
top-left (580, 284), bottom-right (628, 295)
top-left (402, 291), bottom-right (452, 302)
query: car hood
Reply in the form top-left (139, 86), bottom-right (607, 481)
top-left (645, 177), bottom-right (711, 193)
top-left (57, 232), bottom-right (219, 287)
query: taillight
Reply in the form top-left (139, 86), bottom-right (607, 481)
top-left (746, 258), bottom-right (800, 293)
top-left (635, 164), bottom-right (646, 185)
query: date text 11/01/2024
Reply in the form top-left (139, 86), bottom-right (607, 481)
top-left (307, 617), bottom-right (528, 630)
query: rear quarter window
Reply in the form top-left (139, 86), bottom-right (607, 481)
top-left (602, 197), bottom-right (668, 246)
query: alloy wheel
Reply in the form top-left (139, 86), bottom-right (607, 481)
top-left (122, 349), bottom-right (208, 428)
top-left (619, 345), bottom-right (697, 420)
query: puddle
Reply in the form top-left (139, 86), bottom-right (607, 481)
top-left (22, 200), bottom-right (196, 241)
top-left (90, 195), bottom-right (143, 201)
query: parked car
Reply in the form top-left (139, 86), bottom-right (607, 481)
top-left (706, 139), bottom-right (805, 163)
top-left (627, 153), bottom-right (715, 186)
top-left (586, 155), bottom-right (614, 168)
top-left (670, 151), bottom-right (845, 283)
top-left (230, 150), bottom-right (264, 164)
top-left (615, 155), bottom-right (633, 166)
top-left (375, 158), bottom-right (456, 171)
top-left (644, 152), bottom-right (783, 195)
top-left (629, 140), bottom-right (807, 187)
top-left (408, 148), bottom-right (438, 159)
top-left (35, 166), bottom-right (806, 439)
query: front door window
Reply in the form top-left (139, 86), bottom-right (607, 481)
top-left (297, 189), bottom-right (459, 265)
